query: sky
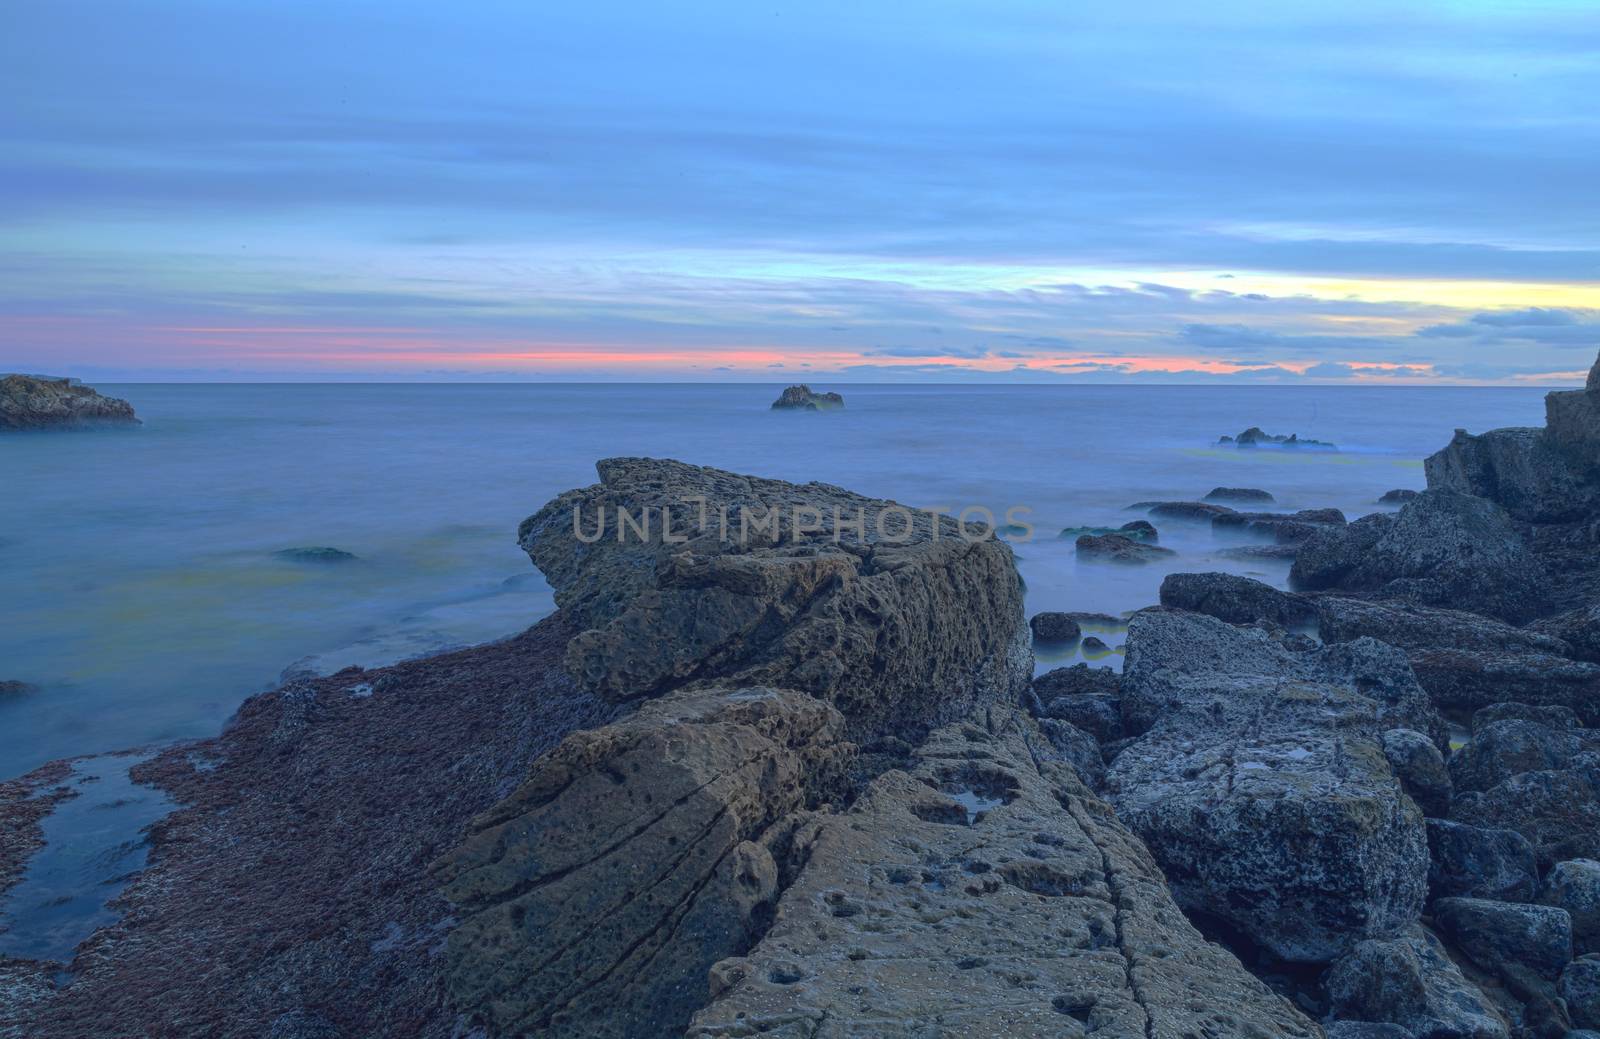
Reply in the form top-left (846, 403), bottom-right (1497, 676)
top-left (3, 0), bottom-right (1599, 383)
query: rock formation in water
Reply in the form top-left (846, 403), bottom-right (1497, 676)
top-left (1218, 426), bottom-right (1338, 450)
top-left (769, 384), bottom-right (844, 410)
top-left (0, 374), bottom-right (139, 430)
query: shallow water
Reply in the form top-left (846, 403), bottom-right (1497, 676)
top-left (0, 382), bottom-right (1552, 957)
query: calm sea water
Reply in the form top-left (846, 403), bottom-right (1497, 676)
top-left (1, 383), bottom-right (1551, 779)
top-left (0, 382), bottom-right (1554, 959)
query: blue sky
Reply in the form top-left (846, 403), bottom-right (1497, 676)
top-left (3, 0), bottom-right (1599, 381)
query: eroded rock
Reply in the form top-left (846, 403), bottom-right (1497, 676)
top-left (1540, 860), bottom-right (1600, 956)
top-left (0, 374), bottom-right (139, 430)
top-left (1160, 571), bottom-right (1316, 628)
top-left (769, 385), bottom-right (843, 411)
top-left (687, 709), bottom-right (1320, 1038)
top-left (1425, 819), bottom-right (1537, 903)
top-left (1324, 925), bottom-right (1509, 1039)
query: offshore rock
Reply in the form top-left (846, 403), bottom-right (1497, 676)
top-left (1128, 499), bottom-right (1237, 522)
top-left (1290, 490), bottom-right (1549, 624)
top-left (1205, 486), bottom-right (1275, 503)
top-left (687, 708), bottom-right (1320, 1038)
top-left (1074, 532), bottom-right (1176, 564)
top-left (769, 384), bottom-right (843, 411)
top-left (0, 374), bottom-right (139, 430)
top-left (1030, 611), bottom-right (1082, 642)
top-left (519, 457), bottom-right (1030, 741)
top-left (1223, 426), bottom-right (1339, 450)
top-left (1106, 610), bottom-right (1435, 962)
top-left (435, 685), bottom-right (852, 1039)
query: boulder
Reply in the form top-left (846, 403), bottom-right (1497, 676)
top-left (1563, 955), bottom-right (1600, 1030)
top-left (1432, 898), bottom-right (1573, 982)
top-left (1383, 729), bottom-right (1452, 817)
top-left (1323, 925), bottom-right (1510, 1039)
top-left (1424, 426), bottom-right (1597, 524)
top-left (273, 547), bottom-right (359, 564)
top-left (1059, 520), bottom-right (1160, 542)
top-left (1214, 508), bottom-right (1348, 545)
top-left (1540, 860), bottom-right (1600, 956)
top-left (1035, 665), bottom-right (1123, 742)
top-left (769, 384), bottom-right (843, 411)
top-left (1529, 605), bottom-right (1600, 664)
top-left (1452, 764), bottom-right (1600, 870)
top-left (1205, 486), bottom-right (1276, 503)
top-left (1037, 718), bottom-right (1107, 789)
top-left (1449, 720), bottom-right (1600, 795)
top-left (0, 374), bottom-right (139, 430)
top-left (1425, 819), bottom-right (1538, 903)
top-left (687, 709), bottom-right (1320, 1038)
top-left (1082, 635), bottom-right (1112, 654)
top-left (1160, 572), bottom-right (1316, 628)
top-left (436, 685), bottom-right (853, 1039)
top-left (1379, 489), bottom-right (1420, 504)
top-left (1219, 543), bottom-right (1303, 562)
top-left (1029, 611), bottom-right (1081, 643)
top-left (1076, 532), bottom-right (1176, 564)
top-left (519, 458), bottom-right (1030, 741)
top-left (1472, 703), bottom-right (1581, 732)
top-left (1290, 490), bottom-right (1550, 624)
top-left (1106, 610), bottom-right (1435, 962)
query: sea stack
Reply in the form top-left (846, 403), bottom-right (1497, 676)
top-left (0, 374), bottom-right (140, 430)
top-left (770, 384), bottom-right (844, 411)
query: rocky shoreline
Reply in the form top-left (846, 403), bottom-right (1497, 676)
top-left (4, 366), bottom-right (1600, 1037)
top-left (0, 374), bottom-right (139, 430)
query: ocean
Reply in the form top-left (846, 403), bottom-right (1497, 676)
top-left (0, 382), bottom-right (1553, 958)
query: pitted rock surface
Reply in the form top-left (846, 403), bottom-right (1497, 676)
top-left (687, 708), bottom-right (1320, 1038)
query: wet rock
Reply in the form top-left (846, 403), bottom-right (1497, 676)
top-left (1223, 426), bottom-right (1339, 450)
top-left (1075, 532), bottom-right (1176, 564)
top-left (436, 685), bottom-right (852, 1039)
top-left (1034, 662), bottom-right (1121, 701)
top-left (769, 384), bottom-right (843, 411)
top-left (0, 679), bottom-right (39, 698)
top-left (688, 709), bottom-right (1320, 1038)
top-left (0, 374), bottom-right (139, 430)
top-left (1291, 490), bottom-right (1550, 624)
top-left (1219, 543), bottom-right (1303, 562)
top-left (273, 547), bottom-right (359, 564)
top-left (1037, 718), bottom-right (1107, 788)
top-left (1449, 720), bottom-right (1600, 795)
top-left (1379, 489), bottom-right (1420, 504)
top-left (1030, 611), bottom-right (1082, 643)
top-left (1205, 486), bottom-right (1276, 503)
top-left (1323, 925), bottom-right (1510, 1039)
top-left (1432, 898), bottom-right (1573, 982)
top-left (1042, 693), bottom-right (1123, 744)
top-left (1160, 571), bottom-right (1316, 628)
top-left (1107, 610), bottom-right (1436, 962)
top-left (1316, 597), bottom-right (1565, 656)
top-left (1059, 520), bottom-right (1160, 542)
top-left (1563, 955), bottom-right (1600, 1029)
top-left (1081, 635), bottom-right (1112, 654)
top-left (1540, 860), bottom-right (1600, 955)
top-left (1384, 729), bottom-right (1451, 817)
top-left (1425, 819), bottom-right (1538, 902)
top-left (520, 457), bottom-right (1030, 741)
top-left (1529, 605), bottom-right (1600, 664)
top-left (1214, 508), bottom-right (1348, 545)
top-left (1129, 500), bottom-right (1237, 522)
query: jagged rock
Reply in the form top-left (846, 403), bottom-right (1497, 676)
top-left (1432, 898), bottom-right (1573, 982)
top-left (1291, 490), bottom-right (1550, 624)
top-left (1038, 718), bottom-right (1107, 789)
top-left (1315, 597), bottom-right (1563, 655)
top-left (1159, 571), bottom-right (1316, 628)
top-left (1425, 427), bottom-right (1597, 524)
top-left (1223, 426), bottom-right (1339, 450)
top-left (1529, 605), bottom-right (1600, 664)
top-left (1379, 489), bottom-right (1420, 504)
top-left (1563, 955), bottom-right (1600, 1029)
top-left (273, 547), bottom-right (359, 564)
top-left (436, 685), bottom-right (853, 1039)
top-left (1205, 486), bottom-right (1275, 503)
top-left (519, 458), bottom-right (1030, 740)
top-left (1450, 720), bottom-right (1600, 794)
top-left (1059, 520), bottom-right (1160, 542)
top-left (1415, 650), bottom-right (1600, 724)
top-left (1324, 925), bottom-right (1509, 1039)
top-left (1540, 860), bottom-right (1600, 955)
top-left (1030, 611), bottom-right (1081, 643)
top-left (769, 384), bottom-right (843, 411)
top-left (1128, 500), bottom-right (1236, 522)
top-left (1082, 635), bottom-right (1112, 654)
top-left (1425, 819), bottom-right (1538, 902)
top-left (0, 374), bottom-right (139, 430)
top-left (1035, 665), bottom-right (1123, 742)
top-left (1075, 532), bottom-right (1176, 564)
top-left (687, 709), bottom-right (1320, 1038)
top-left (1383, 729), bottom-right (1452, 817)
top-left (1034, 662), bottom-right (1121, 701)
top-left (1106, 610), bottom-right (1435, 962)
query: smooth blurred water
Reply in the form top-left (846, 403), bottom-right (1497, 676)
top-left (0, 383), bottom-right (1551, 780)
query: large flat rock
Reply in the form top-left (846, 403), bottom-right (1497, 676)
top-left (687, 708), bottom-right (1320, 1038)
top-left (520, 457), bottom-right (1031, 741)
